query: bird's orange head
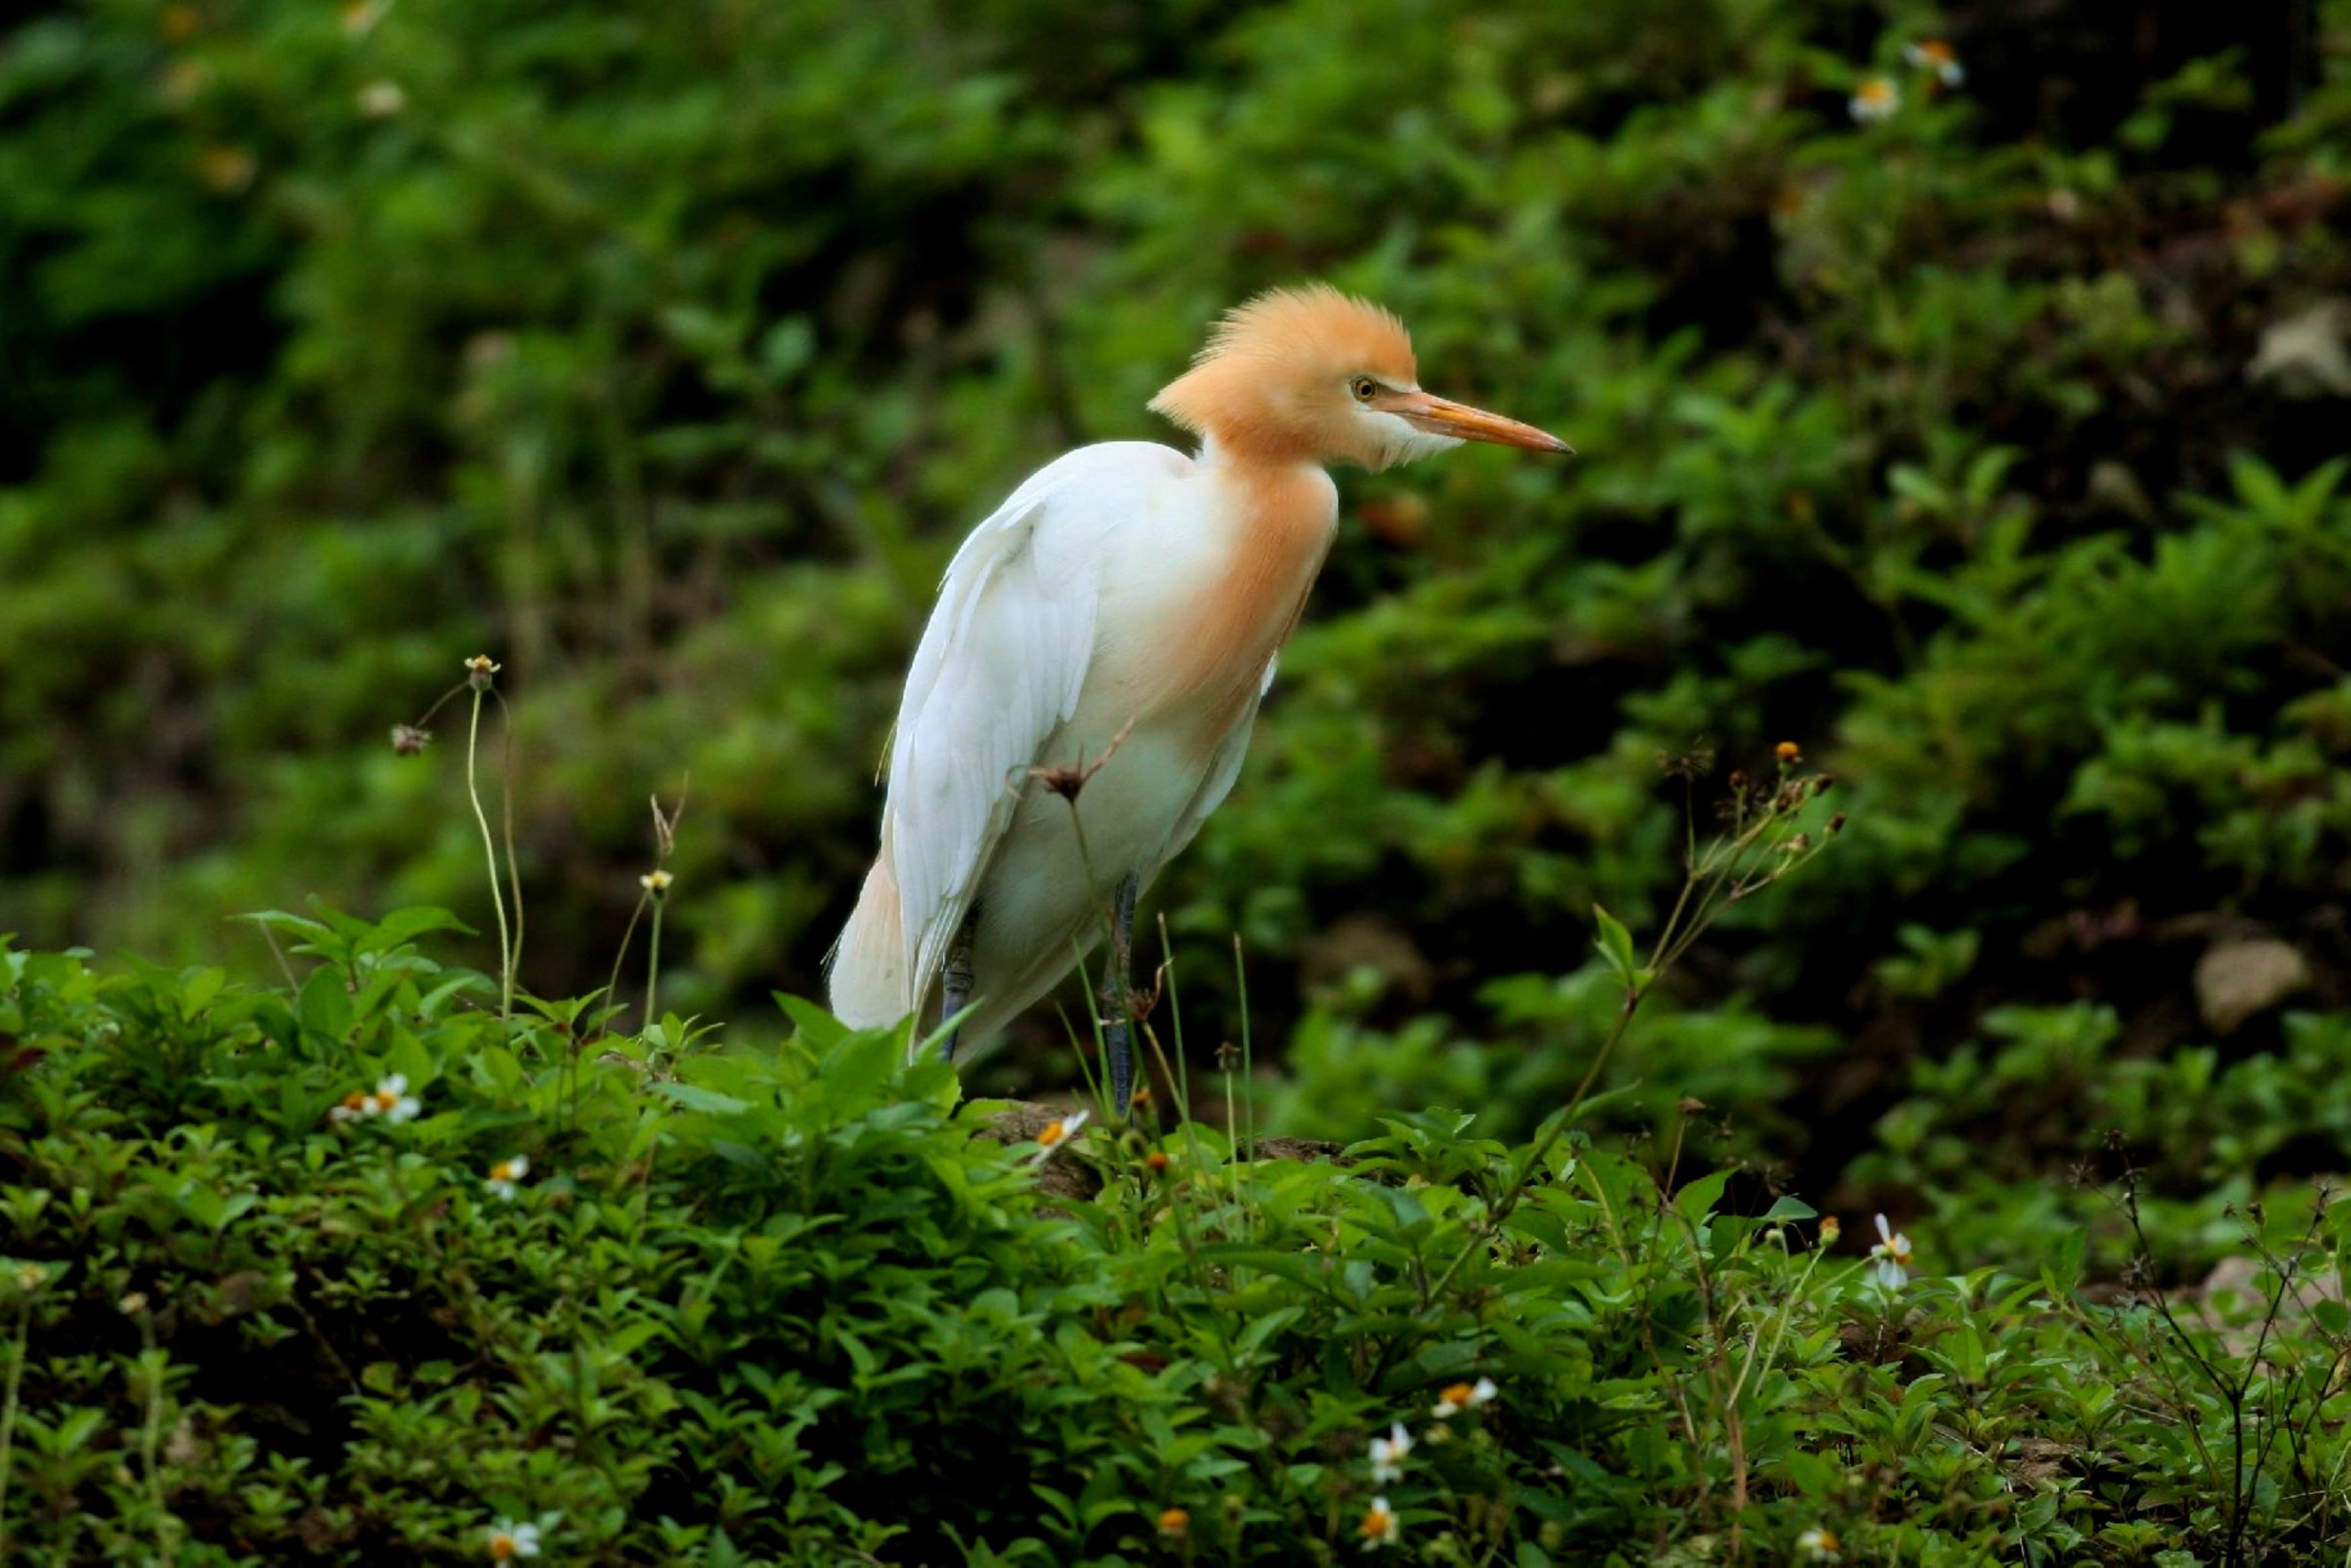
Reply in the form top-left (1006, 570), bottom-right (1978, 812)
top-left (1149, 283), bottom-right (1570, 470)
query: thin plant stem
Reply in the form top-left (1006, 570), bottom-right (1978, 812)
top-left (493, 688), bottom-right (525, 1004)
top-left (1419, 988), bottom-right (1645, 1314)
top-left (1223, 1058), bottom-right (1241, 1211)
top-left (249, 917), bottom-right (298, 991)
top-left (134, 1321), bottom-right (170, 1558)
top-left (1233, 933), bottom-right (1254, 1163)
top-left (1049, 782), bottom-right (1127, 1119)
top-left (604, 893), bottom-right (650, 1033)
top-left (1159, 915), bottom-right (1193, 1121)
top-left (465, 690), bottom-right (515, 1022)
top-left (646, 896), bottom-right (665, 1025)
top-left (0, 1301), bottom-right (27, 1559)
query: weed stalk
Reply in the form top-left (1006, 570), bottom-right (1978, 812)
top-left (0, 1285), bottom-right (29, 1558)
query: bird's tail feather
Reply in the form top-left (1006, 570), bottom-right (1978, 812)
top-left (827, 853), bottom-right (910, 1029)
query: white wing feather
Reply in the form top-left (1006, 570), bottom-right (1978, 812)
top-left (881, 441), bottom-right (1191, 1019)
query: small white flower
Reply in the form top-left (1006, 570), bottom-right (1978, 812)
top-left (369, 1074), bottom-right (421, 1124)
top-left (1368, 1421), bottom-right (1413, 1484)
top-left (640, 868), bottom-right (673, 894)
top-left (327, 1090), bottom-right (371, 1124)
top-left (1870, 1213), bottom-right (1912, 1291)
top-left (1029, 1109), bottom-right (1090, 1163)
top-left (483, 1155), bottom-right (530, 1202)
top-left (1849, 77), bottom-right (1900, 124)
top-left (486, 1518), bottom-right (541, 1559)
top-left (1798, 1525), bottom-right (1842, 1561)
top-left (1430, 1376), bottom-right (1498, 1418)
top-left (1902, 39), bottom-right (1965, 86)
top-left (1359, 1496), bottom-right (1398, 1551)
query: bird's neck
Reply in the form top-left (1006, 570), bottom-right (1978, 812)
top-left (1116, 439), bottom-right (1338, 733)
top-left (1195, 438), bottom-right (1337, 551)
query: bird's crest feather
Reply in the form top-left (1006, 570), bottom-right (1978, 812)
top-left (1149, 283), bottom-right (1418, 460)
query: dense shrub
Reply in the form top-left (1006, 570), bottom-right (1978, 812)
top-left (9, 909), bottom-right (2351, 1562)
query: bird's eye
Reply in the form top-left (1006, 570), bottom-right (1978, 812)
top-left (1350, 376), bottom-right (1379, 402)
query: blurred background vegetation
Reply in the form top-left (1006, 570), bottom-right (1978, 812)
top-left (4, 0), bottom-right (2348, 1262)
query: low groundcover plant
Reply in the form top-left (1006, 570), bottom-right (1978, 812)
top-left (5, 890), bottom-right (2350, 1563)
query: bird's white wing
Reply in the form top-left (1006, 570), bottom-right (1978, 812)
top-left (882, 441), bottom-right (1192, 1019)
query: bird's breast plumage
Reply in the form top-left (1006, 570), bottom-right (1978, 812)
top-left (1100, 457), bottom-right (1337, 740)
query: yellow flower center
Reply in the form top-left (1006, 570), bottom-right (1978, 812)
top-left (1038, 1119), bottom-right (1066, 1148)
top-left (1157, 1508), bottom-right (1190, 1535)
top-left (1916, 41), bottom-right (1953, 65)
top-left (490, 1534), bottom-right (517, 1561)
top-left (1856, 81), bottom-right (1894, 107)
top-left (1439, 1381), bottom-right (1475, 1408)
top-left (1362, 1507), bottom-right (1394, 1540)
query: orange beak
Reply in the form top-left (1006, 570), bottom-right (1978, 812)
top-left (1379, 390), bottom-right (1573, 454)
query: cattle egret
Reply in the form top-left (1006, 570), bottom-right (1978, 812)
top-left (828, 284), bottom-right (1570, 1109)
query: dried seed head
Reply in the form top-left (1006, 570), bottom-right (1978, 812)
top-left (1145, 1150), bottom-right (1170, 1174)
top-left (1214, 1041), bottom-right (1242, 1072)
top-left (1029, 719), bottom-right (1136, 803)
top-left (390, 724), bottom-right (431, 755)
top-left (650, 784), bottom-right (688, 860)
top-left (1813, 772), bottom-right (1835, 794)
top-left (1657, 742), bottom-right (1716, 780)
top-left (1827, 813), bottom-right (1848, 835)
top-left (1127, 964), bottom-right (1165, 1024)
top-left (1031, 762), bottom-right (1088, 800)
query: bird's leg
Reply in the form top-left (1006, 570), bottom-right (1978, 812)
top-left (1100, 873), bottom-right (1139, 1114)
top-left (938, 916), bottom-right (975, 1064)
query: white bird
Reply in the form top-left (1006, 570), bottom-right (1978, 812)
top-left (828, 285), bottom-right (1570, 1107)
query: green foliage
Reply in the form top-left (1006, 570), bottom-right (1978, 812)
top-left (8, 2), bottom-right (2351, 1556)
top-left (11, 910), bottom-right (2351, 1562)
top-left (5, 2), bottom-right (2348, 1164)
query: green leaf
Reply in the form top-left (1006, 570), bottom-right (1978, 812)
top-left (651, 1081), bottom-right (754, 1117)
top-left (296, 966), bottom-right (352, 1044)
top-left (2045, 1226), bottom-right (2088, 1298)
top-left (384, 1030), bottom-right (436, 1093)
top-left (378, 907), bottom-right (474, 942)
top-left (1671, 1170), bottom-right (1730, 1227)
top-left (774, 993), bottom-right (849, 1048)
top-left (1591, 904), bottom-right (1638, 988)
